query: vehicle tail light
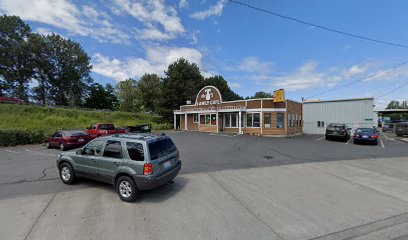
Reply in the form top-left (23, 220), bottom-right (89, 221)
top-left (354, 134), bottom-right (360, 138)
top-left (143, 163), bottom-right (153, 175)
top-left (371, 135), bottom-right (378, 139)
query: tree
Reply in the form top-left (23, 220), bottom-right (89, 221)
top-left (116, 78), bottom-right (140, 112)
top-left (246, 91), bottom-right (273, 99)
top-left (201, 76), bottom-right (243, 101)
top-left (38, 34), bottom-right (92, 106)
top-left (136, 73), bottom-right (162, 113)
top-left (83, 83), bottom-right (118, 110)
top-left (160, 58), bottom-right (204, 121)
top-left (0, 15), bottom-right (33, 100)
top-left (386, 100), bottom-right (408, 109)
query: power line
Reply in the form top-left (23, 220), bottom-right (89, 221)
top-left (228, 0), bottom-right (408, 49)
top-left (304, 60), bottom-right (408, 100)
top-left (377, 79), bottom-right (408, 99)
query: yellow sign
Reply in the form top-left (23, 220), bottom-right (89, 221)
top-left (273, 89), bottom-right (285, 102)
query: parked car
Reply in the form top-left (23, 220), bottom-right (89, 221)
top-left (395, 122), bottom-right (408, 137)
top-left (353, 128), bottom-right (378, 145)
top-left (125, 124), bottom-right (152, 133)
top-left (47, 130), bottom-right (92, 151)
top-left (85, 123), bottom-right (126, 138)
top-left (56, 133), bottom-right (181, 202)
top-left (325, 123), bottom-right (352, 142)
top-left (382, 120), bottom-right (406, 133)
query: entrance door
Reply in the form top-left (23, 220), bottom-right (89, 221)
top-left (218, 115), bottom-right (223, 131)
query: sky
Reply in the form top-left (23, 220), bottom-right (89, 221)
top-left (1, 0), bottom-right (408, 109)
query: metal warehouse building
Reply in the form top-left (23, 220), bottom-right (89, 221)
top-left (303, 97), bottom-right (375, 134)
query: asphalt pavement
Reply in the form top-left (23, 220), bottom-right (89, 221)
top-left (1, 132), bottom-right (408, 239)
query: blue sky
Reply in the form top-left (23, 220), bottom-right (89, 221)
top-left (1, 0), bottom-right (408, 109)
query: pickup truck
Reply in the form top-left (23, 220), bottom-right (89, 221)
top-left (85, 123), bottom-right (126, 138)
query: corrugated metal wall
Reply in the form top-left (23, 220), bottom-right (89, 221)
top-left (303, 99), bottom-right (374, 134)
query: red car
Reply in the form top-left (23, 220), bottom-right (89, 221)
top-left (85, 123), bottom-right (126, 138)
top-left (46, 131), bottom-right (92, 151)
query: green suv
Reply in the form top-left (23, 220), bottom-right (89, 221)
top-left (56, 133), bottom-right (181, 202)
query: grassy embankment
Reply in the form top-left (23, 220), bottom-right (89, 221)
top-left (0, 104), bottom-right (171, 146)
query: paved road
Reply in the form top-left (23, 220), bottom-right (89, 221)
top-left (1, 132), bottom-right (408, 239)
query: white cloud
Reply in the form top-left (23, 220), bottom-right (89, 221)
top-left (238, 57), bottom-right (273, 74)
top-left (179, 0), bottom-right (188, 8)
top-left (92, 46), bottom-right (204, 81)
top-left (364, 65), bottom-right (408, 82)
top-left (342, 63), bottom-right (371, 78)
top-left (113, 0), bottom-right (185, 41)
top-left (190, 30), bottom-right (200, 44)
top-left (229, 82), bottom-right (241, 89)
top-left (0, 0), bottom-right (130, 44)
top-left (274, 61), bottom-right (343, 92)
top-left (190, 0), bottom-right (226, 20)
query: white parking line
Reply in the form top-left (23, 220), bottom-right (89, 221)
top-left (382, 133), bottom-right (390, 140)
top-left (3, 150), bottom-right (18, 154)
top-left (380, 139), bottom-right (385, 148)
top-left (315, 136), bottom-right (325, 142)
top-left (345, 137), bottom-right (353, 145)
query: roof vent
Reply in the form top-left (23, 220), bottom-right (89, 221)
top-left (186, 100), bottom-right (192, 105)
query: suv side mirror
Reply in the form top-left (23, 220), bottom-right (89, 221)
top-left (76, 149), bottom-right (83, 155)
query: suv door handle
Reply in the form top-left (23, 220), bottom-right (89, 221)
top-left (113, 162), bottom-right (119, 166)
top-left (92, 159), bottom-right (97, 163)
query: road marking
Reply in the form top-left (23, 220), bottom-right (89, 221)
top-left (382, 133), bottom-right (390, 140)
top-left (380, 139), bottom-right (385, 148)
top-left (345, 137), bottom-right (353, 145)
top-left (315, 136), bottom-right (325, 142)
top-left (4, 150), bottom-right (18, 154)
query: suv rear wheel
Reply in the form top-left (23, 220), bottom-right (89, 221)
top-left (59, 163), bottom-right (75, 184)
top-left (116, 176), bottom-right (138, 202)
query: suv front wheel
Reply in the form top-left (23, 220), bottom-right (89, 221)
top-left (59, 163), bottom-right (75, 184)
top-left (116, 176), bottom-right (138, 202)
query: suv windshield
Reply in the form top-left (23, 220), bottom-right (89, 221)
top-left (148, 138), bottom-right (177, 160)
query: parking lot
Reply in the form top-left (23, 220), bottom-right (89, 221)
top-left (1, 132), bottom-right (408, 239)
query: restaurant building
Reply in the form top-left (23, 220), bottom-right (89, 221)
top-left (173, 86), bottom-right (302, 136)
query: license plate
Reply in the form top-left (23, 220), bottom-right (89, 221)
top-left (78, 138), bottom-right (84, 142)
top-left (163, 160), bottom-right (172, 169)
top-left (362, 135), bottom-right (369, 138)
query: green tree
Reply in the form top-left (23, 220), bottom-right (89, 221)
top-left (116, 78), bottom-right (140, 112)
top-left (39, 34), bottom-right (92, 106)
top-left (201, 76), bottom-right (243, 101)
top-left (83, 83), bottom-right (118, 110)
top-left (160, 58), bottom-right (204, 121)
top-left (386, 100), bottom-right (408, 109)
top-left (136, 73), bottom-right (162, 113)
top-left (0, 15), bottom-right (33, 100)
top-left (246, 91), bottom-right (273, 99)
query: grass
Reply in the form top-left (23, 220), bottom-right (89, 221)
top-left (0, 104), bottom-right (172, 137)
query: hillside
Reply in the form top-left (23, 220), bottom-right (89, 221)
top-left (0, 104), bottom-right (171, 146)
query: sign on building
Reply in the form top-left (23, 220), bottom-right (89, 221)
top-left (195, 86), bottom-right (223, 106)
top-left (273, 89), bottom-right (285, 103)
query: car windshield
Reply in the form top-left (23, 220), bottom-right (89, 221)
top-left (355, 128), bottom-right (373, 134)
top-left (99, 124), bottom-right (115, 130)
top-left (328, 124), bottom-right (345, 129)
top-left (64, 131), bottom-right (87, 137)
top-left (148, 138), bottom-right (177, 160)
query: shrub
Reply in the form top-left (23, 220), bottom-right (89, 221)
top-left (0, 130), bottom-right (46, 147)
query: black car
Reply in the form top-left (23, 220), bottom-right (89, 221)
top-left (353, 128), bottom-right (378, 145)
top-left (395, 122), bottom-right (408, 137)
top-left (325, 123), bottom-right (352, 142)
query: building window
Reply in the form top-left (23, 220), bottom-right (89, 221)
top-left (200, 115), bottom-right (205, 125)
top-left (292, 114), bottom-right (295, 128)
top-left (241, 113), bottom-right (245, 127)
top-left (295, 115), bottom-right (298, 127)
top-left (288, 114), bottom-right (292, 128)
top-left (277, 113), bottom-right (284, 128)
top-left (225, 113), bottom-right (238, 128)
top-left (246, 113), bottom-right (260, 127)
top-left (193, 114), bottom-right (198, 123)
top-left (211, 114), bottom-right (216, 125)
top-left (317, 121), bottom-right (325, 128)
top-left (299, 115), bottom-right (302, 127)
top-left (264, 113), bottom-right (271, 128)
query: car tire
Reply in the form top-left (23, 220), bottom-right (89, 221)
top-left (59, 163), bottom-right (75, 185)
top-left (59, 143), bottom-right (66, 151)
top-left (46, 142), bottom-right (51, 149)
top-left (116, 176), bottom-right (138, 202)
top-left (325, 135), bottom-right (329, 140)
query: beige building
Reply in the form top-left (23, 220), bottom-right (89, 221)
top-left (173, 86), bottom-right (302, 136)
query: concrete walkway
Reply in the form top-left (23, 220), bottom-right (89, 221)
top-left (2, 157), bottom-right (408, 240)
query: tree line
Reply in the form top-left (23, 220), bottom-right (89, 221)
top-left (0, 15), bottom-right (247, 122)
